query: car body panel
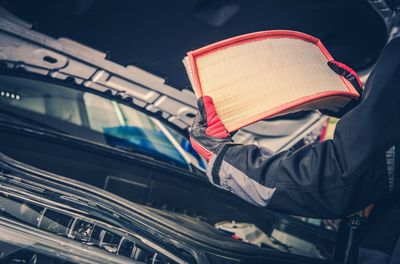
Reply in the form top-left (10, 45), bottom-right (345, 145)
top-left (0, 6), bottom-right (197, 132)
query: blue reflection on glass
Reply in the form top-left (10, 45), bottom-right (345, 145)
top-left (103, 126), bottom-right (187, 168)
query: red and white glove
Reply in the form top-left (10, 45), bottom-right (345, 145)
top-left (189, 96), bottom-right (233, 161)
top-left (190, 60), bottom-right (363, 161)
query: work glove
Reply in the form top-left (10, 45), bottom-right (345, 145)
top-left (320, 60), bottom-right (364, 118)
top-left (190, 60), bottom-right (363, 160)
top-left (190, 96), bottom-right (233, 161)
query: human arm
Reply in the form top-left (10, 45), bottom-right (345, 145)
top-left (190, 37), bottom-right (400, 218)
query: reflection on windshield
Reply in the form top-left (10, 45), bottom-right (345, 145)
top-left (103, 126), bottom-right (186, 167)
top-left (0, 74), bottom-right (189, 167)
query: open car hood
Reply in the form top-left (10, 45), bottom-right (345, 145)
top-left (0, 1), bottom-right (392, 138)
top-left (0, 6), bottom-right (197, 133)
top-left (0, 0), bottom-right (389, 87)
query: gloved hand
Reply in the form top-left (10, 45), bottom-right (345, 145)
top-left (320, 60), bottom-right (364, 118)
top-left (190, 96), bottom-right (233, 161)
top-left (190, 61), bottom-right (363, 159)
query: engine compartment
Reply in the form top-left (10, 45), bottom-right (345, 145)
top-left (0, 121), bottom-right (337, 259)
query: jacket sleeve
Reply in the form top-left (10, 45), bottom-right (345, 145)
top-left (206, 36), bottom-right (400, 219)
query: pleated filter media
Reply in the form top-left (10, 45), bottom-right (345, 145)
top-left (184, 31), bottom-right (359, 132)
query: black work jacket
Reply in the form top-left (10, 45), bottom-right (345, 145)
top-left (205, 37), bottom-right (400, 263)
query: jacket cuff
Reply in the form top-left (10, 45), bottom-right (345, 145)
top-left (206, 144), bottom-right (232, 187)
top-left (206, 144), bottom-right (277, 207)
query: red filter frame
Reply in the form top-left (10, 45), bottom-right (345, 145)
top-left (187, 30), bottom-right (359, 131)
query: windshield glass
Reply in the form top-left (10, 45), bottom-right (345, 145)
top-left (0, 74), bottom-right (197, 168)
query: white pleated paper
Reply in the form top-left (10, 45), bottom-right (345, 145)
top-left (195, 38), bottom-right (348, 131)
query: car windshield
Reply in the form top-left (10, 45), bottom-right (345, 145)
top-left (0, 74), bottom-right (203, 169)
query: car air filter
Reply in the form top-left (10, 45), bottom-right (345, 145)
top-left (183, 30), bottom-right (360, 132)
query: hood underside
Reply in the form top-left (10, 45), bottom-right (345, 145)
top-left (0, 1), bottom-right (389, 133)
top-left (0, 6), bottom-right (197, 133)
top-left (0, 0), bottom-right (388, 88)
